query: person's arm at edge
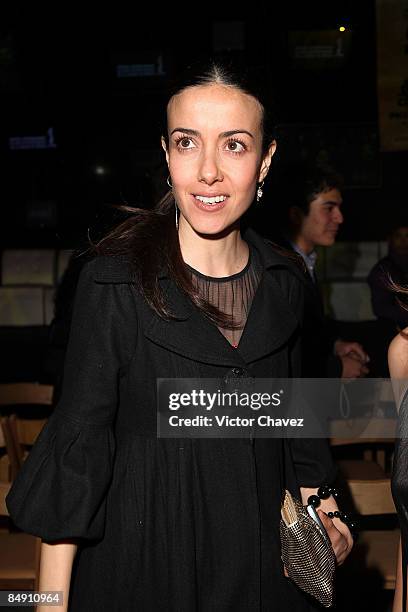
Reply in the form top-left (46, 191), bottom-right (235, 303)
top-left (35, 540), bottom-right (78, 612)
top-left (393, 538), bottom-right (404, 612)
top-left (389, 329), bottom-right (408, 611)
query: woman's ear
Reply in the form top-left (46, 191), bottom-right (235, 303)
top-left (161, 136), bottom-right (170, 166)
top-left (258, 140), bottom-right (277, 183)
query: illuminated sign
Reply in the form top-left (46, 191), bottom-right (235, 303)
top-left (9, 128), bottom-right (57, 151)
top-left (116, 55), bottom-right (165, 78)
top-left (289, 30), bottom-right (352, 69)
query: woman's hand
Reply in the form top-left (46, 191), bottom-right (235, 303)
top-left (300, 486), bottom-right (354, 566)
top-left (282, 510), bottom-right (354, 578)
top-left (317, 509), bottom-right (353, 565)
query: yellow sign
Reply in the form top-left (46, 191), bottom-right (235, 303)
top-left (377, 0), bottom-right (408, 151)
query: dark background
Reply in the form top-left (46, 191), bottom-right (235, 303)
top-left (0, 1), bottom-right (406, 249)
top-left (0, 9), bottom-right (402, 609)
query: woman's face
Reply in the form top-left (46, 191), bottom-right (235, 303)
top-left (163, 83), bottom-right (275, 237)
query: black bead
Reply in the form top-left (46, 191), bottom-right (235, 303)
top-left (348, 522), bottom-right (357, 531)
top-left (327, 512), bottom-right (334, 519)
top-left (341, 512), bottom-right (349, 522)
top-left (308, 495), bottom-right (321, 508)
top-left (331, 488), bottom-right (339, 499)
top-left (333, 510), bottom-right (341, 518)
top-left (317, 485), bottom-right (331, 499)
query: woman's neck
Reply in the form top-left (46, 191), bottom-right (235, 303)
top-left (178, 221), bottom-right (249, 278)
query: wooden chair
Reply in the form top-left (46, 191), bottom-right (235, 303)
top-left (0, 418), bottom-right (13, 481)
top-left (0, 383), bottom-right (54, 407)
top-left (330, 418), bottom-right (396, 505)
top-left (0, 382), bottom-right (52, 475)
top-left (8, 414), bottom-right (47, 471)
top-left (339, 477), bottom-right (399, 591)
top-left (330, 417), bottom-right (396, 475)
top-left (330, 428), bottom-right (399, 591)
top-left (0, 383), bottom-right (51, 589)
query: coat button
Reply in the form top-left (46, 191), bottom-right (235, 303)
top-left (231, 367), bottom-right (245, 377)
top-left (224, 367), bottom-right (249, 384)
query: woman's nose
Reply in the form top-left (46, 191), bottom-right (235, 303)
top-left (197, 149), bottom-right (223, 185)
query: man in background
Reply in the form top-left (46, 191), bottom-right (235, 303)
top-left (274, 164), bottom-right (370, 379)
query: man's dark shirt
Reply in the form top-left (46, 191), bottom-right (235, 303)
top-left (271, 234), bottom-right (342, 378)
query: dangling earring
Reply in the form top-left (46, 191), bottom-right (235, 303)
top-left (256, 180), bottom-right (264, 203)
top-left (175, 203), bottom-right (179, 230)
top-left (167, 175), bottom-right (173, 189)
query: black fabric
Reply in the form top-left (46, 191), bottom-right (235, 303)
top-left (272, 234), bottom-right (342, 378)
top-left (188, 245), bottom-right (263, 348)
top-left (6, 228), bottom-right (335, 612)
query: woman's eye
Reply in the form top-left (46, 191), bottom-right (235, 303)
top-left (226, 140), bottom-right (245, 153)
top-left (177, 137), bottom-right (195, 149)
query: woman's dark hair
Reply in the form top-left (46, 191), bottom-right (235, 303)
top-left (388, 280), bottom-right (408, 313)
top-left (94, 58), bottom-right (276, 323)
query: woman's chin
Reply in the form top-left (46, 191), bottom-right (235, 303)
top-left (185, 220), bottom-right (239, 239)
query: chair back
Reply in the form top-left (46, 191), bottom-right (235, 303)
top-left (0, 383), bottom-right (53, 477)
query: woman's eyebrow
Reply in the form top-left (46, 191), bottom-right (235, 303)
top-left (170, 128), bottom-right (254, 138)
top-left (222, 129), bottom-right (254, 139)
top-left (170, 127), bottom-right (200, 136)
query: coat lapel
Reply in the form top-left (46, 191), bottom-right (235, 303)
top-left (236, 270), bottom-right (298, 363)
top-left (142, 279), bottom-right (246, 367)
top-left (143, 230), bottom-right (300, 367)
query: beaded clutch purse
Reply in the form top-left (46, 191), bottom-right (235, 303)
top-left (280, 490), bottom-right (336, 608)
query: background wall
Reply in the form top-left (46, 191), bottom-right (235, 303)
top-left (0, 1), bottom-right (406, 381)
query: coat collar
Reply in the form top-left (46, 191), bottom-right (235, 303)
top-left (93, 229), bottom-right (302, 366)
top-left (143, 228), bottom-right (302, 366)
top-left (155, 227), bottom-right (301, 282)
top-left (155, 227), bottom-right (304, 319)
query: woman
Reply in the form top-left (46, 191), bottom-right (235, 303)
top-left (6, 60), bottom-right (353, 611)
top-left (389, 317), bottom-right (408, 612)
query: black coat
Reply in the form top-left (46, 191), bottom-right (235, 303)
top-left (270, 234), bottom-right (342, 378)
top-left (299, 266), bottom-right (342, 378)
top-left (6, 228), bottom-right (335, 612)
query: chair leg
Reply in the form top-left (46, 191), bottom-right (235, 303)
top-left (0, 417), bottom-right (20, 481)
top-left (8, 415), bottom-right (24, 473)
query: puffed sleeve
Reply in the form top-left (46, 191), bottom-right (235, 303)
top-left (6, 256), bottom-right (138, 542)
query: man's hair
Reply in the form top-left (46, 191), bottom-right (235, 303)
top-left (388, 221), bottom-right (408, 237)
top-left (277, 163), bottom-right (344, 217)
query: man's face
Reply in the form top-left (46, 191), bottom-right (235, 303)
top-left (390, 227), bottom-right (408, 255)
top-left (299, 188), bottom-right (343, 250)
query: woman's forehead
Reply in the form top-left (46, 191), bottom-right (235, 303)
top-left (167, 84), bottom-right (263, 132)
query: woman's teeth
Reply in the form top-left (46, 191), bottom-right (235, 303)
top-left (195, 195), bottom-right (227, 204)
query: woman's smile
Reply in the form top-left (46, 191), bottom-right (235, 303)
top-left (191, 193), bottom-right (230, 212)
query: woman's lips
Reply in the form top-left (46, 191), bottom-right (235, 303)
top-left (190, 193), bottom-right (229, 212)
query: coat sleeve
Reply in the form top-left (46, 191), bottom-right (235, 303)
top-left (285, 269), bottom-right (338, 487)
top-left (6, 257), bottom-right (138, 542)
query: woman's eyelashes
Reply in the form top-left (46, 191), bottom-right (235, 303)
top-left (173, 134), bottom-right (248, 156)
top-left (174, 135), bottom-right (196, 150)
top-left (225, 138), bottom-right (247, 155)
